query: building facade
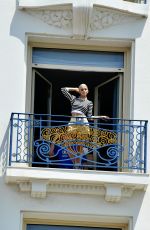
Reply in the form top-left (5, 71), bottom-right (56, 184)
top-left (0, 0), bottom-right (150, 230)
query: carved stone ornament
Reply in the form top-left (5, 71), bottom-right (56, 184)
top-left (18, 181), bottom-right (135, 202)
top-left (26, 9), bottom-right (72, 29)
top-left (18, 0), bottom-right (147, 38)
top-left (6, 167), bottom-right (148, 202)
top-left (89, 6), bottom-right (140, 31)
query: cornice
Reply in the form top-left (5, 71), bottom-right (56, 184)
top-left (18, 180), bottom-right (136, 202)
top-left (18, 0), bottom-right (149, 17)
top-left (18, 0), bottom-right (148, 39)
top-left (6, 167), bottom-right (149, 202)
top-left (18, 0), bottom-right (73, 9)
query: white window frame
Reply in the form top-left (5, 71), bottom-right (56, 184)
top-left (25, 36), bottom-right (133, 121)
top-left (22, 211), bottom-right (131, 230)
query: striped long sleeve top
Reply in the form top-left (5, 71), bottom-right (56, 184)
top-left (61, 87), bottom-right (93, 117)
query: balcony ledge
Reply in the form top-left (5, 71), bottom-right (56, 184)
top-left (5, 166), bottom-right (149, 202)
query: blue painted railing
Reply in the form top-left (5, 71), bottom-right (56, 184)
top-left (9, 113), bottom-right (148, 173)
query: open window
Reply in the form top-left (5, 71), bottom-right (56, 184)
top-left (30, 48), bottom-right (125, 170)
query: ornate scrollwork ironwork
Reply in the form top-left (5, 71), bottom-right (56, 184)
top-left (10, 113), bottom-right (147, 171)
top-left (41, 125), bottom-right (117, 149)
top-left (37, 125), bottom-right (119, 167)
top-left (34, 140), bottom-right (50, 162)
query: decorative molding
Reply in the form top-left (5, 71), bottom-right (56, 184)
top-left (31, 181), bottom-right (47, 198)
top-left (18, 0), bottom-right (148, 39)
top-left (26, 9), bottom-right (72, 30)
top-left (89, 6), bottom-right (141, 31)
top-left (47, 183), bottom-right (105, 196)
top-left (17, 180), bottom-right (144, 202)
top-left (6, 167), bottom-right (148, 202)
top-left (122, 187), bottom-right (134, 197)
top-left (105, 184), bottom-right (121, 202)
top-left (19, 181), bottom-right (31, 192)
top-left (72, 0), bottom-right (92, 39)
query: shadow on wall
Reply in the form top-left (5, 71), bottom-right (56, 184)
top-left (0, 123), bottom-right (10, 176)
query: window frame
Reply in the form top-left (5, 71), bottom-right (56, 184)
top-left (22, 212), bottom-right (130, 230)
top-left (25, 35), bottom-right (133, 121)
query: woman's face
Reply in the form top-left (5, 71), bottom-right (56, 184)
top-left (79, 84), bottom-right (89, 97)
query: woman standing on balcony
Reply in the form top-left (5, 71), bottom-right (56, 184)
top-left (61, 84), bottom-right (109, 167)
top-left (50, 83), bottom-right (108, 168)
top-left (60, 84), bottom-right (93, 167)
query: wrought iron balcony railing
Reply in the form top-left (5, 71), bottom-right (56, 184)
top-left (9, 113), bottom-right (148, 173)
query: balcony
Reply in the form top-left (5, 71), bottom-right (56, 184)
top-left (8, 113), bottom-right (147, 172)
top-left (5, 113), bottom-right (148, 201)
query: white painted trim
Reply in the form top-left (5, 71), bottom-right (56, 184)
top-left (26, 38), bottom-right (131, 121)
top-left (25, 42), bottom-right (33, 113)
top-left (130, 41), bottom-right (136, 119)
top-left (18, 0), bottom-right (149, 17)
top-left (22, 211), bottom-right (130, 230)
top-left (18, 0), bottom-right (73, 9)
top-left (123, 49), bottom-right (132, 119)
top-left (32, 64), bottom-right (124, 73)
top-left (5, 167), bottom-right (149, 203)
top-left (28, 35), bottom-right (133, 49)
top-left (93, 0), bottom-right (149, 17)
top-left (6, 166), bottom-right (149, 185)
